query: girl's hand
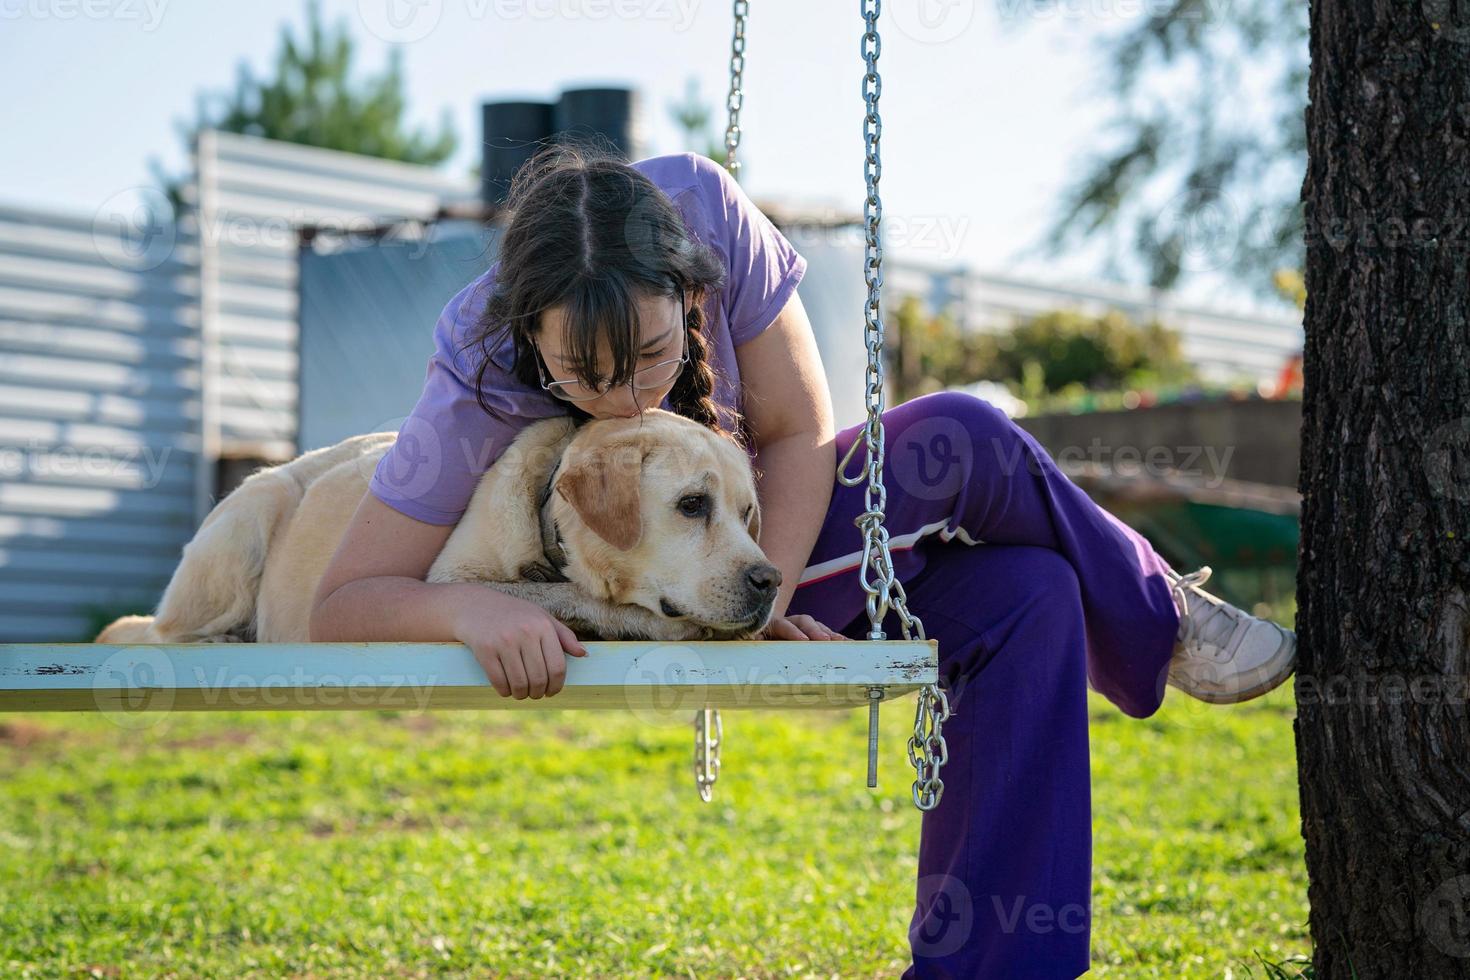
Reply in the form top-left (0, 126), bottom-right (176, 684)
top-left (450, 587), bottom-right (588, 700)
top-left (760, 613), bottom-right (846, 641)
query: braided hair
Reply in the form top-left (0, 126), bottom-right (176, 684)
top-left (460, 138), bottom-right (745, 447)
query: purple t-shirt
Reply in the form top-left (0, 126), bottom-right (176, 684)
top-left (368, 151), bottom-right (809, 525)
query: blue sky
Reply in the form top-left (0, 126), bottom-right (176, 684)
top-left (0, 0), bottom-right (1294, 313)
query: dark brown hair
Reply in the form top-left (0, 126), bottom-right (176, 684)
top-left (460, 138), bottom-right (739, 438)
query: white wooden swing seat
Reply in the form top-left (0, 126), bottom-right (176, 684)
top-left (0, 641), bottom-right (936, 714)
top-left (0, 640), bottom-right (940, 799)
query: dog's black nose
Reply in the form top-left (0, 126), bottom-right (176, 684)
top-left (745, 563), bottom-right (782, 597)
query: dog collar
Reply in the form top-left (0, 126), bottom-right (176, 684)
top-left (531, 467), bottom-right (571, 583)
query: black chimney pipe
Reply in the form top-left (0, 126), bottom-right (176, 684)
top-left (480, 100), bottom-right (555, 207)
top-left (553, 87), bottom-right (646, 161)
top-left (480, 88), bottom-right (646, 208)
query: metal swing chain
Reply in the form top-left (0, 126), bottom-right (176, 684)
top-left (698, 0), bottom-right (951, 812)
top-left (693, 0), bottom-right (750, 804)
top-left (834, 0), bottom-right (951, 812)
top-left (723, 0), bottom-right (748, 180)
top-left (694, 704), bottom-right (722, 803)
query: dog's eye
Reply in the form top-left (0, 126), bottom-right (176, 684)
top-left (678, 494), bottom-right (710, 518)
top-left (742, 505), bottom-right (754, 523)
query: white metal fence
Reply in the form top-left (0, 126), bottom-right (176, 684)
top-left (886, 261), bottom-right (1304, 385)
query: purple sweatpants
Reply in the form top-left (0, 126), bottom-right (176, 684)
top-left (783, 390), bottom-right (1182, 978)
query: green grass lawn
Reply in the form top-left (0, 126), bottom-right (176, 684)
top-left (0, 685), bottom-right (1309, 978)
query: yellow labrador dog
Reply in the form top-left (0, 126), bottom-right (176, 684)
top-left (96, 409), bottom-right (781, 644)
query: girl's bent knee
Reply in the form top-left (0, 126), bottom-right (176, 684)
top-left (903, 389), bottom-right (1009, 432)
top-left (896, 390), bottom-right (1023, 473)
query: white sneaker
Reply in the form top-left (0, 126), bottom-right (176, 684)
top-left (1164, 565), bottom-right (1297, 704)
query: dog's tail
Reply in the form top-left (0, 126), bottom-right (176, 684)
top-left (100, 466), bottom-right (304, 643)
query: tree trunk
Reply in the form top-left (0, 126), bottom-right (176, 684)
top-left (1297, 0), bottom-right (1470, 975)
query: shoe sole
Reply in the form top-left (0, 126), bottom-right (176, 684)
top-left (1177, 640), bottom-right (1298, 705)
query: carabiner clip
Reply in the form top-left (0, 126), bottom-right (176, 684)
top-left (836, 436), bottom-right (869, 486)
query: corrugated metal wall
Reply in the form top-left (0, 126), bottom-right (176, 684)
top-left (298, 222), bottom-right (501, 451)
top-left (0, 132), bottom-right (477, 639)
top-left (0, 204), bottom-right (200, 641)
top-left (194, 131), bottom-right (475, 480)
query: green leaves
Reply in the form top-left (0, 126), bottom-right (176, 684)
top-left (157, 0), bottom-right (457, 200)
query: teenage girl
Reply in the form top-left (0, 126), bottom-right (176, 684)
top-left (310, 144), bottom-right (1297, 978)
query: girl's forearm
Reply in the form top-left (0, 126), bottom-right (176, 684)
top-left (753, 431), bottom-right (837, 618)
top-left (310, 577), bottom-right (484, 641)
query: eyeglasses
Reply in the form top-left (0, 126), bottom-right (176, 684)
top-left (532, 290), bottom-right (689, 403)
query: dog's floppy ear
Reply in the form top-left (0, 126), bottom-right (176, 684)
top-left (554, 442), bottom-right (644, 551)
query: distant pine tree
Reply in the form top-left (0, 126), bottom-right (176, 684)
top-left (154, 0), bottom-right (456, 199)
top-left (1025, 0), bottom-right (1307, 295)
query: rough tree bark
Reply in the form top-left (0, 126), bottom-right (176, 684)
top-left (1297, 0), bottom-right (1470, 976)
